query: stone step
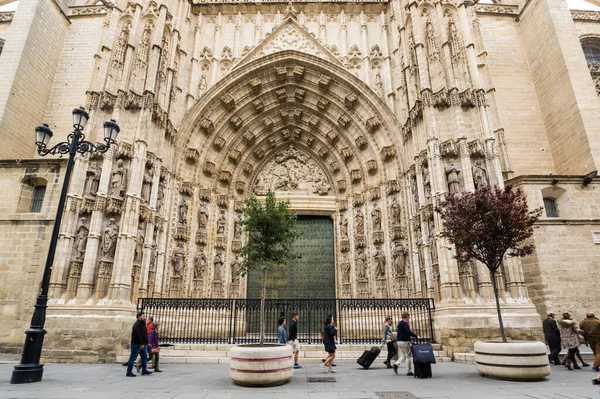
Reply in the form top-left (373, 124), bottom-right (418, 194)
top-left (454, 346), bottom-right (595, 365)
top-left (116, 343), bottom-right (450, 365)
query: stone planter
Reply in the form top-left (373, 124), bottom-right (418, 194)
top-left (474, 341), bottom-right (550, 381)
top-left (229, 344), bottom-right (294, 387)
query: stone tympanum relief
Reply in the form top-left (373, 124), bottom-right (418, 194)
top-left (253, 146), bottom-right (332, 196)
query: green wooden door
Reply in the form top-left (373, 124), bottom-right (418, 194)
top-left (246, 215), bottom-right (336, 299)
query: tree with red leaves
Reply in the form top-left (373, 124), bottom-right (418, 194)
top-left (436, 185), bottom-right (542, 342)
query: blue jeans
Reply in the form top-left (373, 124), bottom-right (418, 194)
top-left (126, 343), bottom-right (147, 374)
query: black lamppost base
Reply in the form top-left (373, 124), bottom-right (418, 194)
top-left (11, 364), bottom-right (44, 384)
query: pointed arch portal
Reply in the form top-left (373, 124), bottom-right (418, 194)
top-left (174, 45), bottom-right (407, 300)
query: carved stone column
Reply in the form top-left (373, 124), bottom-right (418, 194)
top-left (359, 11), bottom-right (370, 86)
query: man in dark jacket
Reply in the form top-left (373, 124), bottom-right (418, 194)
top-left (288, 313), bottom-right (302, 369)
top-left (543, 311), bottom-right (561, 365)
top-left (580, 312), bottom-right (600, 371)
top-left (393, 312), bottom-right (418, 376)
top-left (126, 312), bottom-right (152, 377)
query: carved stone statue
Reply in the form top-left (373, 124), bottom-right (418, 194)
top-left (74, 218), bottom-right (89, 260)
top-left (110, 159), bottom-right (127, 197)
top-left (371, 204), bottom-right (382, 231)
top-left (213, 252), bottom-right (224, 281)
top-left (341, 258), bottom-right (351, 284)
top-left (375, 72), bottom-right (384, 98)
top-left (231, 255), bottom-right (241, 284)
top-left (355, 247), bottom-right (366, 280)
top-left (472, 159), bottom-right (489, 190)
top-left (411, 174), bottom-right (419, 206)
top-left (85, 161), bottom-right (101, 196)
top-left (392, 242), bottom-right (408, 276)
top-left (178, 198), bottom-right (188, 226)
top-left (217, 211), bottom-right (226, 236)
top-left (233, 214), bottom-right (243, 239)
top-left (354, 209), bottom-right (364, 234)
top-left (373, 247), bottom-right (386, 279)
top-left (422, 164), bottom-right (431, 202)
top-left (197, 203), bottom-right (208, 231)
top-left (340, 216), bottom-right (348, 238)
top-left (194, 250), bottom-right (207, 280)
top-left (428, 216), bottom-right (435, 241)
top-left (141, 167), bottom-right (154, 203)
top-left (445, 163), bottom-right (461, 194)
top-left (134, 227), bottom-right (144, 264)
top-left (171, 242), bottom-right (185, 277)
top-left (156, 179), bottom-right (165, 212)
top-left (199, 73), bottom-right (207, 94)
top-left (102, 218), bottom-right (119, 259)
top-left (390, 197), bottom-right (401, 225)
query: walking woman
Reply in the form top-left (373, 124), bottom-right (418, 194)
top-left (148, 322), bottom-right (162, 372)
top-left (558, 312), bottom-right (584, 370)
top-left (382, 316), bottom-right (396, 369)
top-left (322, 315), bottom-right (337, 373)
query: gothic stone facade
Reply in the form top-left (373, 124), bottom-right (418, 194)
top-left (1, 0), bottom-right (600, 360)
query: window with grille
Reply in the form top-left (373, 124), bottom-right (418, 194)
top-left (30, 186), bottom-right (46, 213)
top-left (543, 197), bottom-right (558, 218)
top-left (581, 37), bottom-right (600, 96)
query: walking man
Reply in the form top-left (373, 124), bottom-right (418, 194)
top-left (126, 312), bottom-right (152, 377)
top-left (393, 312), bottom-right (418, 376)
top-left (543, 311), bottom-right (561, 365)
top-left (580, 312), bottom-right (600, 371)
top-left (288, 313), bottom-right (302, 369)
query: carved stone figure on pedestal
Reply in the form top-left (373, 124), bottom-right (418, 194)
top-left (74, 218), bottom-right (89, 260)
top-left (110, 159), bottom-right (127, 197)
top-left (171, 242), bottom-right (185, 277)
top-left (213, 252), bottom-right (224, 281)
top-left (197, 203), bottom-right (208, 231)
top-left (354, 209), bottom-right (364, 234)
top-left (194, 250), bottom-right (207, 280)
top-left (375, 72), bottom-right (384, 98)
top-left (134, 227), bottom-right (144, 264)
top-left (85, 161), bottom-right (101, 196)
top-left (472, 159), bottom-right (489, 189)
top-left (422, 164), bottom-right (431, 203)
top-left (445, 163), bottom-right (461, 194)
top-left (342, 259), bottom-right (351, 284)
top-left (217, 211), bottom-right (226, 236)
top-left (156, 179), bottom-right (165, 212)
top-left (340, 216), bottom-right (348, 238)
top-left (390, 197), bottom-right (401, 226)
top-left (141, 167), bottom-right (154, 203)
top-left (371, 204), bottom-right (382, 231)
top-left (178, 198), bottom-right (188, 226)
top-left (373, 247), bottom-right (386, 279)
top-left (231, 255), bottom-right (241, 284)
top-left (199, 73), bottom-right (207, 94)
top-left (102, 218), bottom-right (119, 259)
top-left (356, 247), bottom-right (366, 280)
top-left (233, 214), bottom-right (242, 240)
top-left (392, 242), bottom-right (407, 276)
top-left (411, 174), bottom-right (419, 207)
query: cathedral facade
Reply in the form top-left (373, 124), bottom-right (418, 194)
top-left (1, 0), bottom-right (600, 360)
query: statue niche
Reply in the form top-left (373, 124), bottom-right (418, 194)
top-left (252, 146), bottom-right (332, 196)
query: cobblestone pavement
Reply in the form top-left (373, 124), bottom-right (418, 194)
top-left (0, 362), bottom-right (598, 399)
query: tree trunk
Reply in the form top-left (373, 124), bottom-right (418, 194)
top-left (490, 271), bottom-right (507, 342)
top-left (259, 268), bottom-right (266, 346)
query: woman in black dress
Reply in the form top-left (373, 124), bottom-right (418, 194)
top-left (322, 315), bottom-right (337, 373)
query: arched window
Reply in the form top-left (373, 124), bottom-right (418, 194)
top-left (30, 185), bottom-right (46, 213)
top-left (581, 37), bottom-right (600, 96)
top-left (543, 197), bottom-right (558, 218)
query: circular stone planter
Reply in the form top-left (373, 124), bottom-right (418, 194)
top-left (474, 341), bottom-right (551, 381)
top-left (229, 344), bottom-right (294, 387)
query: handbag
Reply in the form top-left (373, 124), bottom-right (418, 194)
top-left (149, 346), bottom-right (160, 354)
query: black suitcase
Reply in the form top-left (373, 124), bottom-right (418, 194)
top-left (413, 361), bottom-right (432, 378)
top-left (357, 346), bottom-right (381, 369)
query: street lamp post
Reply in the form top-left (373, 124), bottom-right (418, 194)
top-left (11, 107), bottom-right (120, 384)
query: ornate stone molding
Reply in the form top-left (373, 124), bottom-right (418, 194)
top-left (69, 5), bottom-right (108, 17)
top-left (572, 10), bottom-right (600, 21)
top-left (0, 12), bottom-right (15, 22)
top-left (474, 3), bottom-right (518, 15)
top-left (185, 148), bottom-right (200, 163)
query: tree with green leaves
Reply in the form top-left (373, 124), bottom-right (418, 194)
top-left (235, 191), bottom-right (301, 346)
top-left (436, 185), bottom-right (542, 342)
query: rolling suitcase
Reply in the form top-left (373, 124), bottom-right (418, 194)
top-left (413, 361), bottom-right (432, 379)
top-left (411, 343), bottom-right (435, 379)
top-left (357, 346), bottom-right (381, 369)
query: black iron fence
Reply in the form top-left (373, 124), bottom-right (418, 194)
top-left (137, 298), bottom-right (435, 345)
